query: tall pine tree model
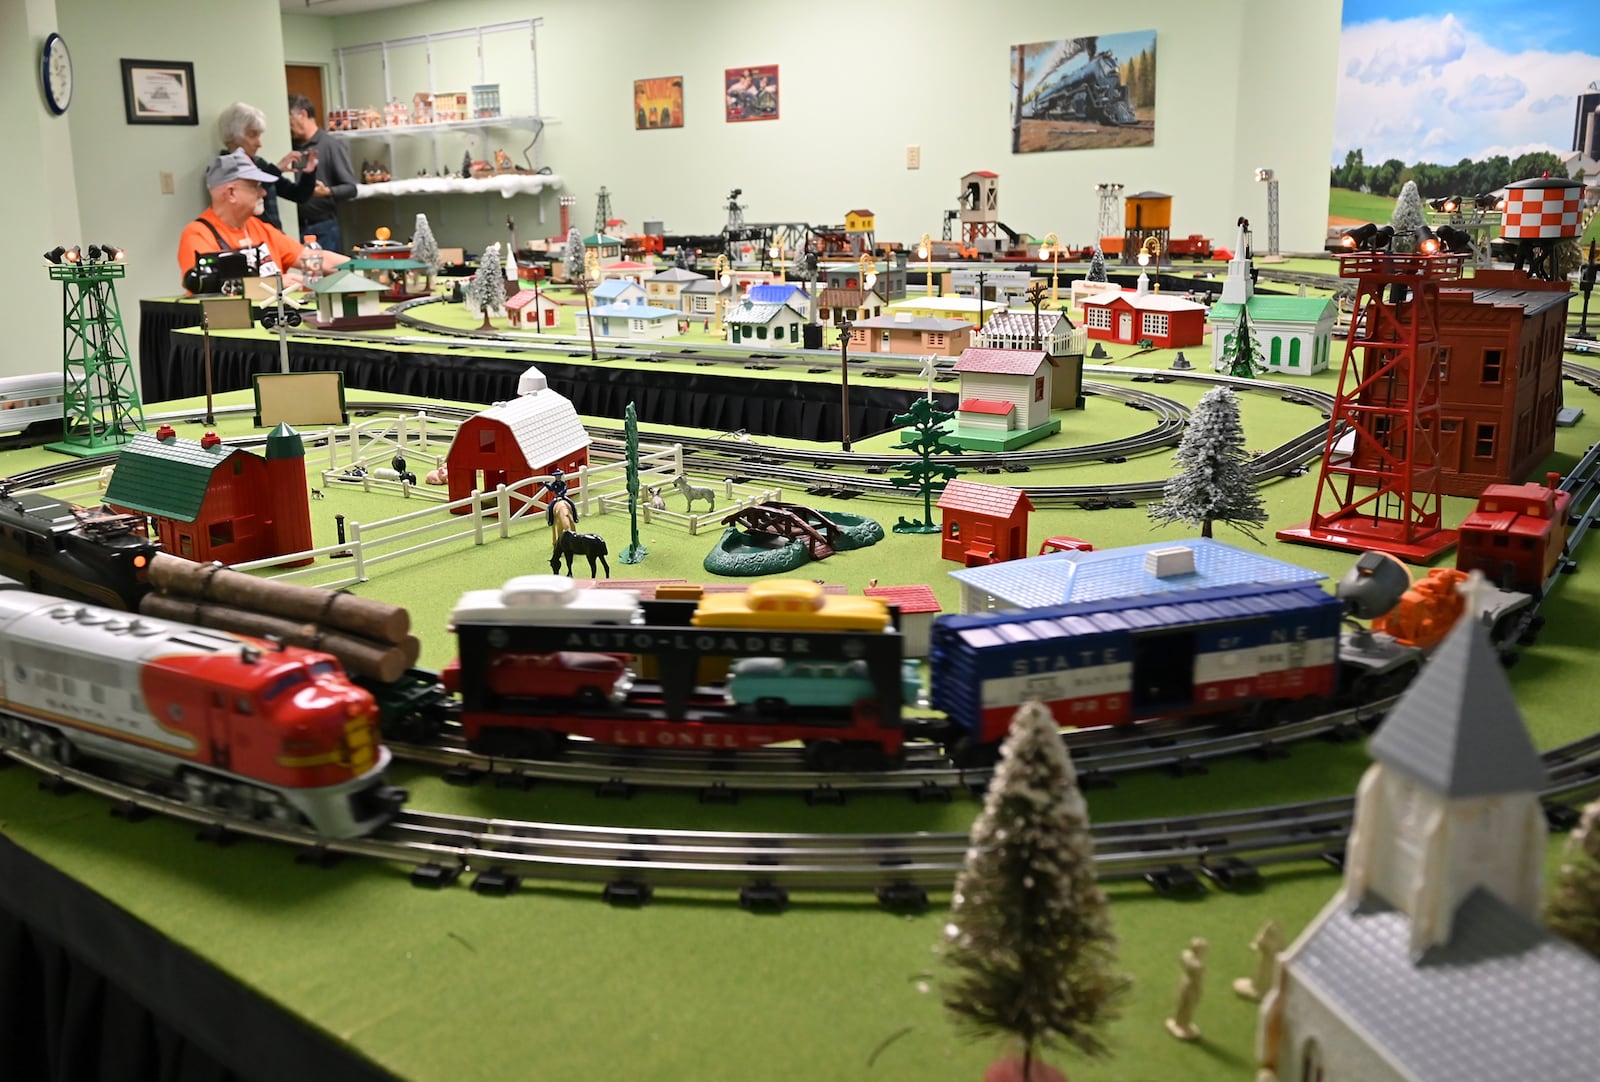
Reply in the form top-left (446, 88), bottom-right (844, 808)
top-left (943, 702), bottom-right (1131, 1081)
top-left (1149, 386), bottom-right (1266, 540)
top-left (562, 227), bottom-right (585, 282)
top-left (890, 396), bottom-right (962, 533)
top-left (469, 243), bottom-right (507, 330)
top-left (1545, 798), bottom-right (1600, 960)
top-left (1217, 306), bottom-right (1268, 378)
top-left (1390, 179), bottom-right (1427, 249)
top-left (410, 213), bottom-right (440, 293)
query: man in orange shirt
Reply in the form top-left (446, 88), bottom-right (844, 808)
top-left (176, 149), bottom-right (347, 292)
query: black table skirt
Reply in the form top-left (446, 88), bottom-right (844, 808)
top-left (139, 300), bottom-right (204, 403)
top-left (0, 836), bottom-right (397, 1082)
top-left (162, 332), bottom-right (956, 442)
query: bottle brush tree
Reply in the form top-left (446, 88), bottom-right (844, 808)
top-left (942, 701), bottom-right (1131, 1080)
top-left (410, 212), bottom-right (440, 292)
top-left (562, 227), bottom-right (585, 282)
top-left (890, 396), bottom-right (961, 533)
top-left (1216, 307), bottom-right (1268, 379)
top-left (1546, 798), bottom-right (1600, 960)
top-left (1149, 385), bottom-right (1267, 541)
top-left (1390, 180), bottom-right (1427, 249)
top-left (1086, 248), bottom-right (1108, 285)
top-left (469, 243), bottom-right (508, 330)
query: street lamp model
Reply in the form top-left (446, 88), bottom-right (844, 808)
top-left (1254, 167), bottom-right (1280, 257)
top-left (917, 232), bottom-right (936, 299)
top-left (837, 315), bottom-right (854, 452)
top-left (713, 254), bottom-right (732, 336)
top-left (1137, 236), bottom-right (1161, 289)
top-left (770, 244), bottom-right (783, 278)
top-left (1039, 231), bottom-right (1061, 306)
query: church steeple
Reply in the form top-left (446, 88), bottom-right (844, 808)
top-left (1219, 218), bottom-right (1255, 306)
top-left (1342, 588), bottom-right (1549, 954)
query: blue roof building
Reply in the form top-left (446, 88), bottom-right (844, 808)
top-left (574, 301), bottom-right (683, 340)
top-left (592, 278), bottom-right (646, 305)
top-left (949, 537), bottom-right (1325, 614)
top-left (746, 283), bottom-right (810, 312)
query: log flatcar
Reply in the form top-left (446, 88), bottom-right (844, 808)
top-left (1455, 474), bottom-right (1570, 596)
top-left (929, 582), bottom-right (1344, 749)
top-left (0, 582), bottom-right (403, 837)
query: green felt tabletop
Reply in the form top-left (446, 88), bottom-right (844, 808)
top-left (2, 367), bottom-right (1597, 1081)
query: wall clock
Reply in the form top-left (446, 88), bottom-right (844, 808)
top-left (42, 32), bottom-right (73, 115)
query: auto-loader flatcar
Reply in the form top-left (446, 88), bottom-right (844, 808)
top-left (0, 580), bottom-right (404, 837)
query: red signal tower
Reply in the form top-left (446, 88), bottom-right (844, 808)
top-left (1277, 251), bottom-right (1467, 563)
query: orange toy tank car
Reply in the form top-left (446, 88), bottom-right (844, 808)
top-left (1371, 568), bottom-right (1467, 650)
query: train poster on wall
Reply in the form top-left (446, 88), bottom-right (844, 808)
top-left (1008, 30), bottom-right (1156, 153)
top-left (633, 76), bottom-right (684, 130)
top-left (725, 64), bottom-right (779, 123)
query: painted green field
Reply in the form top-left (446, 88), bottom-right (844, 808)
top-left (1327, 187), bottom-right (1397, 223)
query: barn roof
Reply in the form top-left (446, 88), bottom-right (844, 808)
top-left (954, 348), bottom-right (1049, 376)
top-left (937, 480), bottom-right (1032, 518)
top-left (459, 386), bottom-right (591, 470)
top-left (949, 537), bottom-right (1325, 610)
top-left (104, 431), bottom-right (254, 523)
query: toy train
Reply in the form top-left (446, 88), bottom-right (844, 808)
top-left (0, 579), bottom-right (405, 837)
top-left (0, 489), bottom-right (159, 610)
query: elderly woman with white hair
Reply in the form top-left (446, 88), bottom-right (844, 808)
top-left (216, 101), bottom-right (317, 231)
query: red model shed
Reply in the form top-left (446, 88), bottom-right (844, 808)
top-left (936, 480), bottom-right (1034, 566)
top-left (504, 289), bottom-right (560, 329)
top-left (445, 368), bottom-right (591, 512)
top-left (1080, 289), bottom-right (1206, 348)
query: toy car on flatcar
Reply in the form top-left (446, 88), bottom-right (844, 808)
top-left (0, 581), bottom-right (403, 837)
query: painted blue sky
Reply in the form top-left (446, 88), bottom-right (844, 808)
top-left (1336, 1), bottom-right (1600, 164)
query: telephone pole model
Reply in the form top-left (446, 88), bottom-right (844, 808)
top-left (45, 250), bottom-right (146, 456)
top-left (593, 186), bottom-right (614, 235)
top-left (1278, 251), bottom-right (1467, 562)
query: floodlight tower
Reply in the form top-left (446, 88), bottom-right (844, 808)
top-left (1095, 182), bottom-right (1124, 244)
top-left (42, 244), bottom-right (146, 456)
top-left (1255, 168), bottom-right (1280, 257)
top-left (593, 186), bottom-right (614, 236)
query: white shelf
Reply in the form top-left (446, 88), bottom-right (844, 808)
top-left (353, 173), bottom-right (564, 201)
top-left (326, 115), bottom-right (548, 140)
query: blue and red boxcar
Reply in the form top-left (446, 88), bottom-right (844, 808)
top-left (929, 582), bottom-right (1344, 745)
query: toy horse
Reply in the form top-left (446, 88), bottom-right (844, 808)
top-left (672, 475), bottom-right (715, 513)
top-left (550, 530), bottom-right (610, 578)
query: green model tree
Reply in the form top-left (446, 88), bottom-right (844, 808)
top-left (1149, 385), bottom-right (1267, 541)
top-left (620, 402), bottom-right (647, 564)
top-left (942, 701), bottom-right (1131, 1081)
top-left (1545, 798), bottom-right (1600, 960)
top-left (1216, 307), bottom-right (1268, 379)
top-left (890, 395), bottom-right (961, 534)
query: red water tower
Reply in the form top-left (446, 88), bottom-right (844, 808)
top-left (1278, 250), bottom-right (1468, 563)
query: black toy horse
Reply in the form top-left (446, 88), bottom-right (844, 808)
top-left (550, 530), bottom-right (611, 578)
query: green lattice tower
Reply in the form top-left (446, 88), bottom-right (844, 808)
top-left (46, 261), bottom-right (146, 457)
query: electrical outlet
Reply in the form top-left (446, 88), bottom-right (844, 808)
top-left (906, 145), bottom-right (921, 170)
top-left (159, 171), bottom-right (175, 195)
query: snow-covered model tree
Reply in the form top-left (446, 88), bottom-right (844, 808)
top-left (942, 701), bottom-right (1131, 1081)
top-left (562, 227), bottom-right (584, 282)
top-left (1546, 798), bottom-right (1600, 959)
top-left (1086, 247), bottom-right (1108, 284)
top-left (1149, 386), bottom-right (1267, 541)
top-left (1216, 307), bottom-right (1268, 378)
top-left (1390, 180), bottom-right (1427, 250)
top-left (468, 243), bottom-right (508, 330)
top-left (410, 213), bottom-right (440, 293)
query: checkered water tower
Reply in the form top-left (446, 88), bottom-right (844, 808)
top-left (1501, 175), bottom-right (1582, 281)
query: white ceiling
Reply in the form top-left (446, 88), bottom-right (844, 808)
top-left (278, 0), bottom-right (433, 17)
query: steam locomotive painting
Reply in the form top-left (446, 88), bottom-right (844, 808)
top-left (1010, 30), bottom-right (1157, 153)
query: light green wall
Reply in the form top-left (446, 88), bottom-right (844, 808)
top-left (321, 0), bottom-right (1340, 261)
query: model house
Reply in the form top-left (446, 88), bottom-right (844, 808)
top-left (644, 267), bottom-right (707, 310)
top-left (847, 313), bottom-right (972, 357)
top-left (817, 286), bottom-right (886, 325)
top-left (843, 208), bottom-right (875, 254)
top-left (504, 289), bottom-right (561, 329)
top-left (309, 268), bottom-right (395, 330)
top-left (582, 232), bottom-right (624, 262)
top-left (1080, 282), bottom-right (1206, 348)
top-left (886, 294), bottom-right (1005, 331)
top-left (591, 278), bottom-right (647, 307)
top-left (682, 277), bottom-right (731, 317)
top-left (947, 348), bottom-right (1062, 451)
top-left (724, 299), bottom-right (809, 345)
top-left (575, 301), bottom-right (681, 339)
top-left (935, 480), bottom-right (1033, 567)
top-left (445, 368), bottom-right (591, 512)
top-left (105, 424), bottom-right (312, 567)
top-left (1207, 222), bottom-right (1336, 374)
top-left (861, 583), bottom-right (941, 657)
top-left (977, 310), bottom-right (1087, 410)
top-left (746, 282), bottom-right (809, 312)
top-left (1255, 609), bottom-right (1600, 1082)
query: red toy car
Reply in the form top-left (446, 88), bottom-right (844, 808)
top-left (1038, 535), bottom-right (1095, 556)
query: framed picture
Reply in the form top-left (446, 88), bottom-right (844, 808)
top-left (1008, 31), bottom-right (1156, 153)
top-left (120, 58), bottom-right (197, 125)
top-left (634, 76), bottom-right (684, 130)
top-left (725, 64), bottom-right (778, 123)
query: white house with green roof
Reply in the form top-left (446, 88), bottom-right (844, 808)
top-left (1208, 220), bottom-right (1335, 374)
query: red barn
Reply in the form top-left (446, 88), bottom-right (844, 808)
top-left (445, 368), bottom-right (591, 512)
top-left (105, 424), bottom-right (313, 566)
top-left (936, 480), bottom-right (1033, 566)
top-left (1080, 288), bottom-right (1206, 348)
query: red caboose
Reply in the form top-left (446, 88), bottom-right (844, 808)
top-left (1455, 472), bottom-right (1570, 594)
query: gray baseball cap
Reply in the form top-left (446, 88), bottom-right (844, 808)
top-left (206, 148), bottom-right (277, 189)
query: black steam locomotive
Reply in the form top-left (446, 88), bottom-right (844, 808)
top-left (0, 489), bottom-right (157, 611)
